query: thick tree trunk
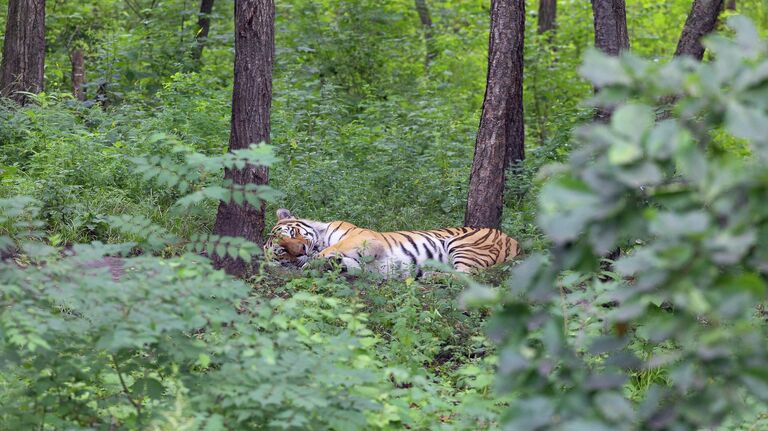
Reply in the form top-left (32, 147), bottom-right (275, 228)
top-left (191, 0), bottom-right (215, 64)
top-left (538, 0), bottom-right (556, 34)
top-left (591, 0), bottom-right (629, 56)
top-left (414, 0), bottom-right (437, 69)
top-left (675, 0), bottom-right (724, 60)
top-left (591, 0), bottom-right (629, 122)
top-left (0, 0), bottom-right (46, 105)
top-left (464, 0), bottom-right (525, 229)
top-left (212, 0), bottom-right (274, 277)
top-left (71, 49), bottom-right (85, 101)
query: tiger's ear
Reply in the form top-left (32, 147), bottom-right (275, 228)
top-left (276, 208), bottom-right (294, 220)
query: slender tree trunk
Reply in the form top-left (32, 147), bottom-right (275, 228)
top-left (538, 0), bottom-right (556, 34)
top-left (464, 0), bottom-right (525, 229)
top-left (71, 49), bottom-right (86, 101)
top-left (659, 0), bottom-right (723, 120)
top-left (675, 0), bottom-right (724, 60)
top-left (0, 0), bottom-right (46, 105)
top-left (212, 0), bottom-right (274, 276)
top-left (592, 0), bottom-right (628, 267)
top-left (191, 0), bottom-right (215, 65)
top-left (725, 0), bottom-right (735, 10)
top-left (414, 0), bottom-right (437, 69)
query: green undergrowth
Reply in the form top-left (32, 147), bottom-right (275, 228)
top-left (256, 266), bottom-right (510, 428)
top-left (0, 86), bottom-right (547, 252)
top-left (0, 222), bottom-right (510, 429)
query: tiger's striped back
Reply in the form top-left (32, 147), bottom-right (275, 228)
top-left (315, 225), bottom-right (518, 275)
top-left (265, 209), bottom-right (519, 276)
top-left (431, 227), bottom-right (518, 272)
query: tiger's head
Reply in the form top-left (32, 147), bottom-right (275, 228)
top-left (264, 208), bottom-right (319, 267)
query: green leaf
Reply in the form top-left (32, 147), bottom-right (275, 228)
top-left (197, 353), bottom-right (211, 368)
top-left (608, 138), bottom-right (643, 165)
top-left (674, 142), bottom-right (707, 185)
top-left (649, 211), bottom-right (710, 237)
top-left (232, 190), bottom-right (244, 206)
top-left (725, 100), bottom-right (768, 143)
top-left (538, 177), bottom-right (602, 244)
top-left (131, 378), bottom-right (164, 399)
top-left (719, 272), bottom-right (766, 297)
top-left (646, 120), bottom-right (690, 160)
top-left (611, 103), bottom-right (654, 141)
top-left (202, 414), bottom-right (225, 431)
top-left (215, 243), bottom-right (226, 258)
top-left (729, 15), bottom-right (763, 58)
top-left (561, 420), bottom-right (616, 431)
top-left (595, 392), bottom-right (635, 421)
top-left (614, 161), bottom-right (663, 187)
top-left (459, 284), bottom-right (498, 308)
top-left (238, 247), bottom-right (252, 263)
top-left (579, 49), bottom-right (632, 88)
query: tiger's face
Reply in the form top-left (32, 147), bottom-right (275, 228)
top-left (264, 209), bottom-right (317, 267)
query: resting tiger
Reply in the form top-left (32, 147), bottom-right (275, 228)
top-left (264, 209), bottom-right (519, 276)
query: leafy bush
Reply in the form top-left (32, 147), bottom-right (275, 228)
top-left (0, 144), bottom-right (502, 429)
top-left (0, 229), bottom-right (502, 430)
top-left (484, 17), bottom-right (768, 430)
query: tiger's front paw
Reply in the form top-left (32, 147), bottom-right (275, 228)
top-left (323, 254), bottom-right (345, 271)
top-left (300, 255), bottom-right (343, 271)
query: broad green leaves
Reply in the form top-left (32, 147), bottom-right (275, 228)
top-left (491, 18), bottom-right (768, 431)
top-left (578, 50), bottom-right (633, 88)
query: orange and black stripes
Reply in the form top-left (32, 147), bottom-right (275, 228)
top-left (266, 213), bottom-right (519, 275)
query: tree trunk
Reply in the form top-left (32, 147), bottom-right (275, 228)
top-left (591, 0), bottom-right (629, 122)
top-left (538, 0), bottom-right (556, 34)
top-left (591, 0), bottom-right (629, 56)
top-left (725, 0), bottom-right (735, 10)
top-left (592, 0), bottom-right (628, 267)
top-left (212, 0), bottom-right (274, 277)
top-left (675, 0), bottom-right (724, 60)
top-left (0, 0), bottom-right (46, 105)
top-left (657, 0), bottom-right (723, 121)
top-left (464, 0), bottom-right (525, 229)
top-left (414, 0), bottom-right (437, 69)
top-left (191, 0), bottom-right (215, 65)
top-left (71, 49), bottom-right (86, 101)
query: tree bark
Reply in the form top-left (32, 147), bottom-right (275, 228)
top-left (675, 0), bottom-right (724, 60)
top-left (0, 0), bottom-right (46, 105)
top-left (538, 0), bottom-right (556, 34)
top-left (725, 0), bottom-right (735, 10)
top-left (591, 0), bottom-right (629, 56)
top-left (71, 49), bottom-right (86, 101)
top-left (464, 0), bottom-right (525, 229)
top-left (191, 0), bottom-right (215, 65)
top-left (591, 0), bottom-right (629, 122)
top-left (212, 0), bottom-right (274, 277)
top-left (592, 0), bottom-right (628, 266)
top-left (657, 0), bottom-right (723, 121)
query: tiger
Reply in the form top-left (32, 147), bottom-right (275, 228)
top-left (264, 208), bottom-right (519, 277)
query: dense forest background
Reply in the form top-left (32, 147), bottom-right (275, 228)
top-left (6, 0), bottom-right (765, 240)
top-left (3, 0), bottom-right (768, 430)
